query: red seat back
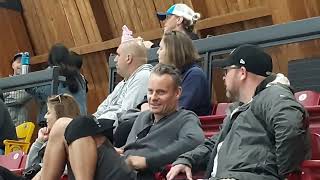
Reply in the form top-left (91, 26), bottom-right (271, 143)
top-left (214, 103), bottom-right (230, 115)
top-left (199, 103), bottom-right (230, 138)
top-left (310, 133), bottom-right (320, 159)
top-left (305, 106), bottom-right (320, 134)
top-left (0, 151), bottom-right (26, 170)
top-left (295, 91), bottom-right (320, 106)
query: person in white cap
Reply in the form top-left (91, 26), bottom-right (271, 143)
top-left (157, 3), bottom-right (201, 40)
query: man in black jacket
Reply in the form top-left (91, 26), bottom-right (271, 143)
top-left (167, 44), bottom-right (311, 180)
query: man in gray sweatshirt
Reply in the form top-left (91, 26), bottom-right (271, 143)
top-left (40, 64), bottom-right (204, 180)
top-left (93, 38), bottom-right (153, 128)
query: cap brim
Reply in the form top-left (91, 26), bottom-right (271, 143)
top-left (157, 12), bottom-right (167, 21)
top-left (212, 58), bottom-right (232, 69)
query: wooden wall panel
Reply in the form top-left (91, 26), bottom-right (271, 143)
top-left (60, 0), bottom-right (87, 45)
top-left (136, 0), bottom-right (158, 30)
top-left (81, 53), bottom-right (109, 113)
top-left (21, 0), bottom-right (75, 52)
top-left (0, 8), bottom-right (33, 77)
top-left (14, 0), bottom-right (320, 106)
top-left (21, 0), bottom-right (48, 54)
top-left (75, 0), bottom-right (102, 43)
top-left (190, 0), bottom-right (208, 18)
top-left (101, 0), bottom-right (119, 37)
top-left (143, 0), bottom-right (161, 29)
top-left (89, 0), bottom-right (113, 41)
top-left (107, 0), bottom-right (124, 36)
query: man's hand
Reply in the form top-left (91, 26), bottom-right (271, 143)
top-left (126, 155), bottom-right (147, 170)
top-left (166, 164), bottom-right (192, 180)
top-left (114, 147), bottom-right (124, 155)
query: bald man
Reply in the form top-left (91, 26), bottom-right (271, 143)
top-left (93, 39), bottom-right (153, 127)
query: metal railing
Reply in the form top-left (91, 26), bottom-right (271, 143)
top-left (0, 67), bottom-right (64, 95)
top-left (108, 16), bottom-right (320, 96)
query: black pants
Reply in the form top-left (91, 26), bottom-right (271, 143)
top-left (113, 118), bottom-right (135, 147)
top-left (0, 166), bottom-right (26, 180)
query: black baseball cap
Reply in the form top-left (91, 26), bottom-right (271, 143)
top-left (64, 115), bottom-right (115, 145)
top-left (214, 44), bottom-right (273, 77)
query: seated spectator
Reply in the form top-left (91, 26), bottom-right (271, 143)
top-left (157, 31), bottom-right (211, 115)
top-left (26, 43), bottom-right (87, 126)
top-left (166, 44), bottom-right (311, 180)
top-left (3, 52), bottom-right (32, 126)
top-left (39, 64), bottom-right (205, 180)
top-left (114, 31), bottom-right (211, 147)
top-left (157, 3), bottom-right (201, 39)
top-left (0, 96), bottom-right (17, 155)
top-left (92, 36), bottom-right (152, 128)
top-left (0, 93), bottom-right (80, 180)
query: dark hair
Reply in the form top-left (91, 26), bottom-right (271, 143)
top-left (151, 63), bottom-right (182, 88)
top-left (162, 31), bottom-right (200, 70)
top-left (182, 19), bottom-right (195, 33)
top-left (69, 51), bottom-right (83, 69)
top-left (12, 52), bottom-right (23, 63)
top-left (48, 43), bottom-right (69, 67)
top-left (48, 43), bottom-right (84, 93)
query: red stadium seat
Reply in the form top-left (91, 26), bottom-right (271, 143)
top-left (300, 133), bottom-right (320, 180)
top-left (199, 115), bottom-right (225, 138)
top-left (214, 103), bottom-right (231, 115)
top-left (199, 103), bottom-right (230, 138)
top-left (295, 91), bottom-right (320, 106)
top-left (306, 106), bottom-right (320, 133)
top-left (0, 151), bottom-right (27, 175)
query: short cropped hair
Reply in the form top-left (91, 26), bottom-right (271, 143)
top-left (151, 63), bottom-right (182, 88)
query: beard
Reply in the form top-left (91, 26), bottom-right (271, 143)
top-left (226, 89), bottom-right (239, 102)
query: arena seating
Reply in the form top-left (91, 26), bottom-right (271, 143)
top-left (0, 151), bottom-right (27, 175)
top-left (295, 90), bottom-right (320, 107)
top-left (155, 94), bottom-right (320, 180)
top-left (295, 91), bottom-right (320, 134)
top-left (199, 103), bottom-right (230, 138)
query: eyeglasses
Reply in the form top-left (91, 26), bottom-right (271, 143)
top-left (223, 66), bottom-right (240, 76)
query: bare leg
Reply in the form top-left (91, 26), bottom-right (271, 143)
top-left (40, 118), bottom-right (72, 180)
top-left (68, 136), bottom-right (97, 180)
